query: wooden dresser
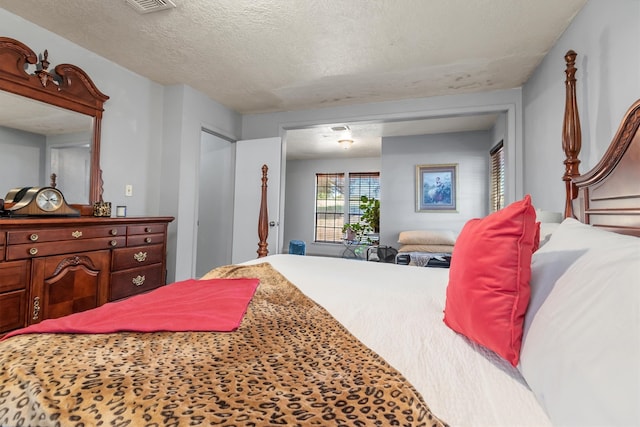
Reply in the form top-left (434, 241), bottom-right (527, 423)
top-left (0, 216), bottom-right (174, 336)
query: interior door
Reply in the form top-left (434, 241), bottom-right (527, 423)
top-left (196, 131), bottom-right (233, 277)
top-left (232, 137), bottom-right (282, 263)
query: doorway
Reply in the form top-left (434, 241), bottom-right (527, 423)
top-left (195, 129), bottom-right (234, 277)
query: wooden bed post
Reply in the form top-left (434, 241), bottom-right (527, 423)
top-left (562, 50), bottom-right (582, 219)
top-left (257, 164), bottom-right (269, 258)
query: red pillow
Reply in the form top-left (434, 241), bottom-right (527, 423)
top-left (443, 195), bottom-right (538, 366)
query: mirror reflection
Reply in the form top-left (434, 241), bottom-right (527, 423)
top-left (0, 90), bottom-right (93, 204)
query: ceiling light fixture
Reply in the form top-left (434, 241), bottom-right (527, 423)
top-left (338, 139), bottom-right (354, 149)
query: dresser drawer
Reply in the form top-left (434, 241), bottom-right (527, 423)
top-left (0, 232), bottom-right (5, 245)
top-left (110, 264), bottom-right (165, 301)
top-left (0, 260), bottom-right (29, 293)
top-left (6, 236), bottom-right (126, 260)
top-left (127, 223), bottom-right (166, 235)
top-left (112, 244), bottom-right (164, 270)
top-left (0, 289), bottom-right (27, 333)
top-left (127, 233), bottom-right (164, 247)
top-left (7, 225), bottom-right (126, 244)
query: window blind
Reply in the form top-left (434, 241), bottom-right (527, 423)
top-left (490, 141), bottom-right (505, 213)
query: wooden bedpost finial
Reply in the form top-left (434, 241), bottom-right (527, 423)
top-left (562, 49), bottom-right (581, 219)
top-left (257, 164), bottom-right (269, 258)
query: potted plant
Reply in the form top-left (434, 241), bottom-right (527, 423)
top-left (359, 195), bottom-right (380, 233)
top-left (341, 222), bottom-right (366, 242)
top-left (341, 196), bottom-right (380, 245)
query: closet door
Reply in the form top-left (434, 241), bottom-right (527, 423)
top-left (232, 137), bottom-right (282, 263)
top-left (196, 131), bottom-right (233, 277)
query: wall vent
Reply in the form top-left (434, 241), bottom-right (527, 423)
top-left (124, 0), bottom-right (176, 14)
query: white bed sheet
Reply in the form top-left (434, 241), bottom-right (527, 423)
top-left (244, 254), bottom-right (551, 427)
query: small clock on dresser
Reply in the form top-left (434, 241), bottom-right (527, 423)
top-left (3, 187), bottom-right (80, 216)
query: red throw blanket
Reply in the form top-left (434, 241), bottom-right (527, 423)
top-left (2, 277), bottom-right (259, 340)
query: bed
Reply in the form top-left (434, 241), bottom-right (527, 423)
top-left (1, 51), bottom-right (639, 427)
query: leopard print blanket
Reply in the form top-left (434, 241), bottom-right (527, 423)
top-left (0, 262), bottom-right (447, 427)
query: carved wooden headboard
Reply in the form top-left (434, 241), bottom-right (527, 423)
top-left (562, 50), bottom-right (640, 237)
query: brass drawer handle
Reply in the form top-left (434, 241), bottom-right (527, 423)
top-left (32, 296), bottom-right (40, 320)
top-left (144, 237), bottom-right (152, 243)
top-left (30, 233), bottom-right (38, 241)
top-left (110, 229), bottom-right (118, 236)
top-left (110, 240), bottom-right (118, 247)
top-left (72, 230), bottom-right (82, 239)
top-left (29, 247), bottom-right (38, 256)
top-left (133, 251), bottom-right (147, 262)
top-left (132, 275), bottom-right (146, 287)
top-left (145, 227), bottom-right (151, 233)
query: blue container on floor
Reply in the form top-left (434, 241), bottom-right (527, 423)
top-left (288, 240), bottom-right (306, 255)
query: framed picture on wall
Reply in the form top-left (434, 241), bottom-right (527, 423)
top-left (416, 164), bottom-right (458, 212)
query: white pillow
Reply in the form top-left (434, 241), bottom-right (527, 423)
top-left (538, 222), bottom-right (560, 248)
top-left (519, 218), bottom-right (640, 426)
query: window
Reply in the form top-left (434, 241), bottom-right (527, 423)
top-left (347, 172), bottom-right (380, 225)
top-left (314, 172), bottom-right (379, 243)
top-left (314, 173), bottom-right (345, 242)
top-left (490, 141), bottom-right (505, 212)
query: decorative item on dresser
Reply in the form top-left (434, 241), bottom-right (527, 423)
top-left (0, 216), bottom-right (174, 337)
top-left (2, 186), bottom-right (80, 216)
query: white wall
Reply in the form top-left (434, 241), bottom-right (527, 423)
top-left (160, 85), bottom-right (241, 281)
top-left (284, 156), bottom-right (380, 257)
top-left (381, 131), bottom-right (491, 244)
top-left (522, 0), bottom-right (640, 212)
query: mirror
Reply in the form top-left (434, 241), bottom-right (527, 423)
top-left (0, 37), bottom-right (108, 214)
top-left (0, 91), bottom-right (93, 204)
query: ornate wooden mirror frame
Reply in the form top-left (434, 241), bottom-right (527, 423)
top-left (0, 36), bottom-right (109, 215)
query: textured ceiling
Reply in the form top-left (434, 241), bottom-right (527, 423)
top-left (0, 0), bottom-right (586, 115)
top-left (0, 1), bottom-right (587, 159)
